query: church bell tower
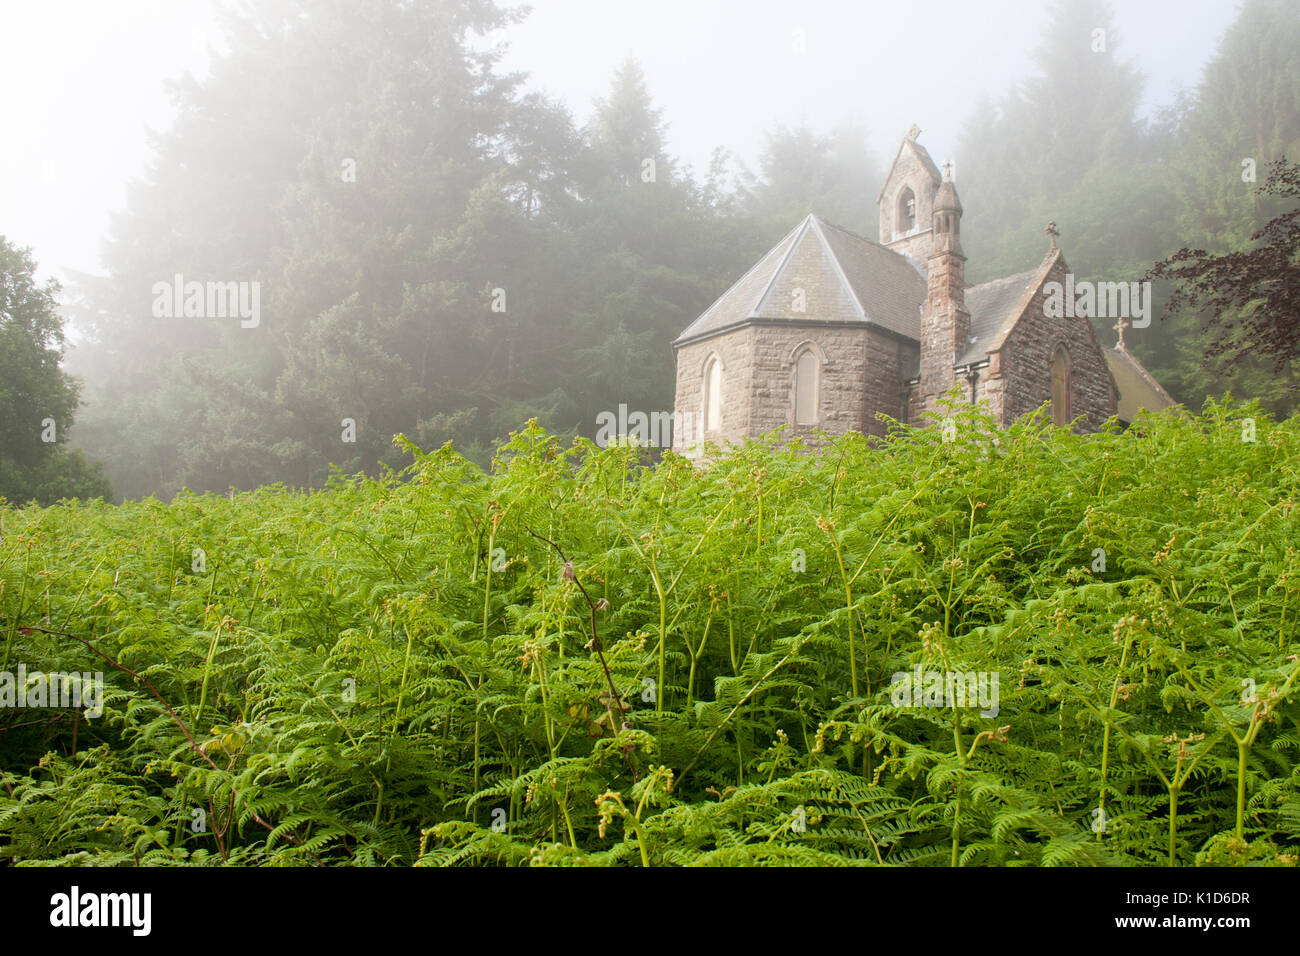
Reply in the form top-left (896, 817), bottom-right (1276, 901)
top-left (918, 162), bottom-right (969, 410)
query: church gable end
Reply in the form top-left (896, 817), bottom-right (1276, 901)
top-left (979, 251), bottom-right (1118, 432)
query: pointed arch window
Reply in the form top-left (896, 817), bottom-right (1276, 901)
top-left (703, 355), bottom-right (722, 432)
top-left (1051, 348), bottom-right (1072, 427)
top-left (794, 347), bottom-right (819, 425)
top-left (898, 187), bottom-right (916, 235)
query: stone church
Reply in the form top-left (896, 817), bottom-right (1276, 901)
top-left (671, 128), bottom-right (1172, 452)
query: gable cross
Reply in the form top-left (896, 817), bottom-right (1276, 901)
top-left (1045, 221), bottom-right (1059, 252)
top-left (907, 123), bottom-right (921, 141)
top-left (1114, 316), bottom-right (1129, 351)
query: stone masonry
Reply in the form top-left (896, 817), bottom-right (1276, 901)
top-left (671, 127), bottom-right (1169, 454)
top-left (976, 252), bottom-right (1118, 432)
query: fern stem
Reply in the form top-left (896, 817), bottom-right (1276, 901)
top-left (1235, 741), bottom-right (1249, 840)
top-left (195, 627), bottom-right (221, 728)
top-left (1168, 787), bottom-right (1180, 865)
top-left (3, 547), bottom-right (32, 673)
top-left (391, 626), bottom-right (415, 738)
top-left (828, 533), bottom-right (859, 700)
top-left (951, 798), bottom-right (960, 867)
top-left (560, 786), bottom-right (577, 849)
top-left (652, 552), bottom-right (667, 713)
top-left (1098, 632), bottom-right (1133, 839)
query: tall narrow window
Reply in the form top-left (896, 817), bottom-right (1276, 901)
top-left (795, 348), bottom-right (819, 425)
top-left (703, 356), bottom-right (722, 432)
top-left (897, 187), bottom-right (916, 234)
top-left (1052, 348), bottom-right (1071, 426)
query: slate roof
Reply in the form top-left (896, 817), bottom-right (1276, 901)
top-left (818, 220), bottom-right (929, 338)
top-left (1103, 346), bottom-right (1177, 422)
top-left (674, 216), bottom-right (1174, 417)
top-left (674, 211), bottom-right (1054, 366)
top-left (955, 268), bottom-right (1041, 367)
top-left (672, 215), bottom-right (926, 346)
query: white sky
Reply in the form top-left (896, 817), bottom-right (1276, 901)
top-left (0, 0), bottom-right (1243, 285)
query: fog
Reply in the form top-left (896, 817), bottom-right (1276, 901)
top-left (1, 0), bottom-right (1294, 505)
top-left (2, 0), bottom-right (1240, 281)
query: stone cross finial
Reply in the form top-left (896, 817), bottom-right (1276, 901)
top-left (907, 123), bottom-right (921, 141)
top-left (1045, 221), bottom-right (1059, 251)
top-left (1114, 316), bottom-right (1129, 351)
top-left (941, 160), bottom-right (953, 182)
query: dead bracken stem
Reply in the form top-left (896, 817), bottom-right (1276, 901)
top-left (525, 528), bottom-right (637, 780)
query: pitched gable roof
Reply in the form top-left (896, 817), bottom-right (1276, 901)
top-left (954, 250), bottom-right (1062, 367)
top-left (955, 248), bottom-right (1176, 420)
top-left (957, 268), bottom-right (1039, 366)
top-left (1104, 346), bottom-right (1177, 422)
top-left (672, 214), bottom-right (926, 347)
top-left (817, 219), bottom-right (928, 337)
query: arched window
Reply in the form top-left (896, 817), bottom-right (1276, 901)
top-left (897, 187), bottom-right (916, 235)
top-left (1051, 348), bottom-right (1071, 427)
top-left (703, 355), bottom-right (722, 432)
top-left (794, 348), bottom-right (819, 425)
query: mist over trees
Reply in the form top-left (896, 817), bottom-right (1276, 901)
top-left (47, 0), bottom-right (1300, 501)
top-left (958, 0), bottom-right (1300, 411)
top-left (1147, 158), bottom-right (1300, 377)
top-left (0, 237), bottom-right (112, 505)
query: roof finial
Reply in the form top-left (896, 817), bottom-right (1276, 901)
top-left (941, 159), bottom-right (953, 182)
top-left (1045, 220), bottom-right (1059, 252)
top-left (907, 123), bottom-right (921, 141)
top-left (1114, 316), bottom-right (1129, 351)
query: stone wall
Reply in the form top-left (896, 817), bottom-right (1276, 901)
top-left (879, 146), bottom-right (939, 268)
top-left (674, 323), bottom-right (915, 450)
top-left (918, 253), bottom-right (969, 416)
top-left (979, 255), bottom-right (1117, 432)
top-left (671, 325), bottom-right (754, 453)
top-left (864, 328), bottom-right (915, 436)
top-left (748, 325), bottom-right (867, 443)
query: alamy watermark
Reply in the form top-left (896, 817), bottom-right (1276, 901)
top-left (594, 404), bottom-right (699, 448)
top-left (1043, 275), bottom-right (1151, 328)
top-left (50, 886), bottom-right (150, 936)
top-left (0, 666), bottom-right (104, 718)
top-left (890, 666), bottom-right (1000, 717)
top-left (151, 274), bottom-right (260, 328)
